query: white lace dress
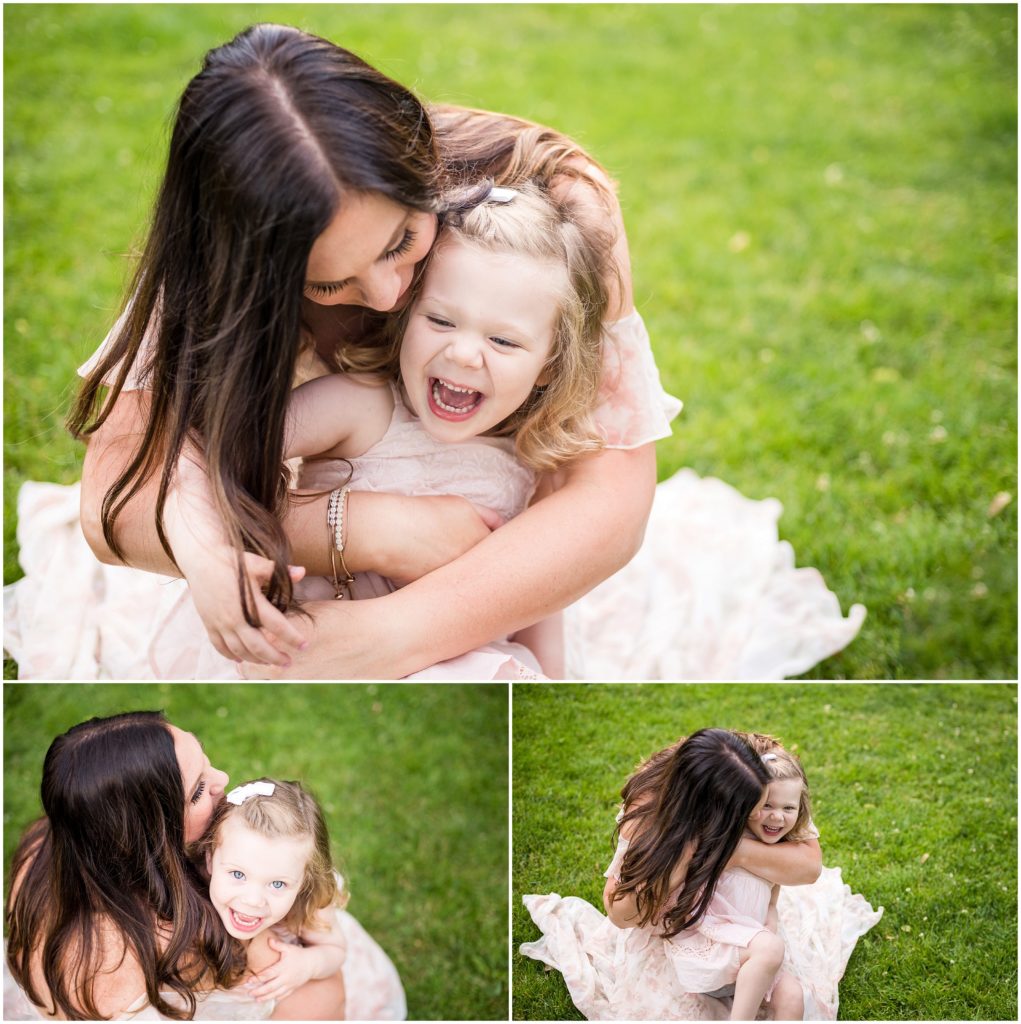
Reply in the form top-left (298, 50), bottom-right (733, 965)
top-left (3, 905), bottom-right (406, 1020)
top-left (4, 311), bottom-right (864, 680)
top-left (520, 822), bottom-right (883, 1021)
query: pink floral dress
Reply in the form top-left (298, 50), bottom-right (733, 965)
top-left (520, 819), bottom-right (883, 1020)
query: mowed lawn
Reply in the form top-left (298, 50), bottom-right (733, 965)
top-left (513, 683), bottom-right (1017, 1021)
top-left (4, 4), bottom-right (1016, 678)
top-left (4, 682), bottom-right (509, 1020)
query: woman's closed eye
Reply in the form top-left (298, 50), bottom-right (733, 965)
top-left (384, 228), bottom-right (417, 262)
top-left (190, 780), bottom-right (206, 805)
top-left (306, 281), bottom-right (345, 298)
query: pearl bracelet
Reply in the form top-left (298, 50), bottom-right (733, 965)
top-left (326, 486), bottom-right (355, 599)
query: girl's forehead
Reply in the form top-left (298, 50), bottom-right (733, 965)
top-left (766, 777), bottom-right (804, 802)
top-left (217, 814), bottom-right (314, 871)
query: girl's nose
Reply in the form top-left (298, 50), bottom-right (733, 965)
top-left (241, 885), bottom-right (268, 910)
top-left (446, 333), bottom-right (484, 370)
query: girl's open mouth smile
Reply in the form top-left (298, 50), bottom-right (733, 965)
top-left (229, 908), bottom-right (264, 933)
top-left (429, 377), bottom-right (484, 421)
top-left (761, 823), bottom-right (785, 837)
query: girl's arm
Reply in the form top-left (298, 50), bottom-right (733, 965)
top-left (284, 373), bottom-right (392, 461)
top-left (79, 391), bottom-right (494, 581)
top-left (729, 838), bottom-right (822, 886)
top-left (251, 911), bottom-right (347, 1020)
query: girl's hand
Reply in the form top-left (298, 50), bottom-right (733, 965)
top-left (246, 937), bottom-right (317, 1003)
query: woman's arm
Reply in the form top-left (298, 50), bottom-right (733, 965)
top-left (729, 838), bottom-right (822, 886)
top-left (258, 440), bottom-right (656, 678)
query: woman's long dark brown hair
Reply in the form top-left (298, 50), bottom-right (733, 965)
top-left (5, 711), bottom-right (241, 1020)
top-left (67, 23), bottom-right (443, 621)
top-left (611, 728), bottom-right (770, 937)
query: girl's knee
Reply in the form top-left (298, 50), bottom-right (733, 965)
top-left (748, 930), bottom-right (785, 970)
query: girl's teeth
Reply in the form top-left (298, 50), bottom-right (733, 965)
top-left (432, 379), bottom-right (481, 414)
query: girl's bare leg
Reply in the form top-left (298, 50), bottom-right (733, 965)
top-left (768, 972), bottom-right (804, 1021)
top-left (270, 973), bottom-right (345, 1021)
top-left (731, 930), bottom-right (785, 1021)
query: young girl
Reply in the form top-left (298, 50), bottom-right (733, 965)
top-left (521, 730), bottom-right (883, 1021)
top-left (156, 183), bottom-right (605, 679)
top-left (197, 779), bottom-right (406, 1021)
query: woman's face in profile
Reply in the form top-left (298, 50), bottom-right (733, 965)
top-left (170, 725), bottom-right (229, 842)
top-left (303, 191), bottom-right (437, 312)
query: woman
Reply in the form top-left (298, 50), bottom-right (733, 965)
top-left (4, 712), bottom-right (403, 1020)
top-left (6, 23), bottom-right (861, 679)
top-left (5, 712), bottom-right (238, 1019)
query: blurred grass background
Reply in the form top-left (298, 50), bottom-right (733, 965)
top-left (513, 682), bottom-right (1017, 1020)
top-left (3, 682), bottom-right (509, 1020)
top-left (4, 4), bottom-right (1017, 678)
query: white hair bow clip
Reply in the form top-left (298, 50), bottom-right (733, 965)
top-left (226, 781), bottom-right (275, 806)
top-left (486, 186), bottom-right (517, 204)
top-left (761, 753), bottom-right (778, 763)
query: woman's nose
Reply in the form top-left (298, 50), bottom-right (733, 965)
top-left (210, 767), bottom-right (229, 796)
top-left (361, 266), bottom-right (404, 312)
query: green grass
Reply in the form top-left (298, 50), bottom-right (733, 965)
top-left (4, 4), bottom-right (1017, 678)
top-left (4, 682), bottom-right (509, 1020)
top-left (512, 683), bottom-right (1017, 1021)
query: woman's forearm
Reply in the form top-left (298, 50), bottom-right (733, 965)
top-left (367, 443), bottom-right (655, 675)
top-left (731, 838), bottom-right (822, 886)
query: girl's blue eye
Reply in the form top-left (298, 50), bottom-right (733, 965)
top-left (270, 880), bottom-right (286, 890)
top-left (230, 870), bottom-right (245, 880)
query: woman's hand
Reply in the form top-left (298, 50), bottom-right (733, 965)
top-left (165, 460), bottom-right (307, 667)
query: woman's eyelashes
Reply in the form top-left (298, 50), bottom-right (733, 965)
top-left (305, 229), bottom-right (419, 297)
top-left (190, 779), bottom-right (206, 805)
top-left (305, 281), bottom-right (345, 298)
top-left (384, 227), bottom-right (417, 262)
